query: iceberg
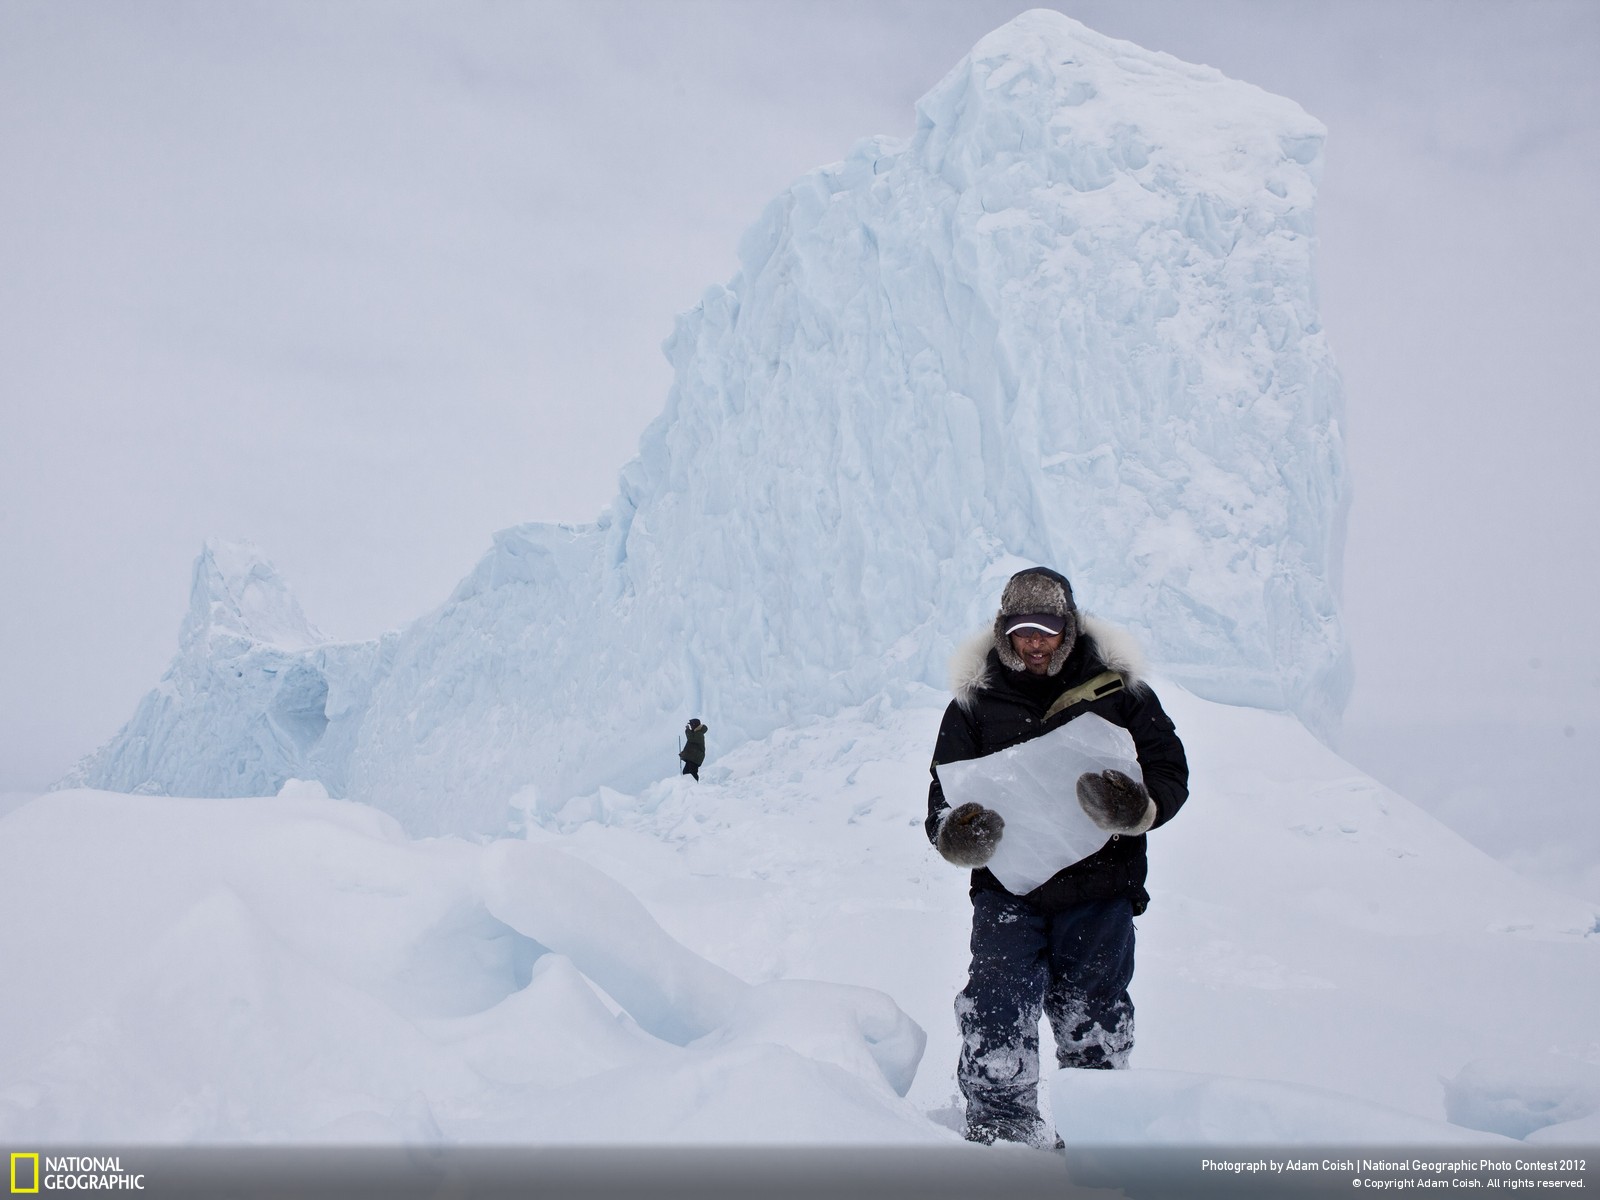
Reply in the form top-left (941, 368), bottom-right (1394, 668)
top-left (62, 540), bottom-right (391, 800)
top-left (70, 11), bottom-right (1349, 835)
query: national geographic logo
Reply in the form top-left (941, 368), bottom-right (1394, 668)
top-left (8, 1155), bottom-right (143, 1192)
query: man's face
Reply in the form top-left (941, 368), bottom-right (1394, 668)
top-left (1009, 628), bottom-right (1063, 675)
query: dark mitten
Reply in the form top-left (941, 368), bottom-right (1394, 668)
top-left (1076, 769), bottom-right (1156, 834)
top-left (937, 802), bottom-right (1005, 867)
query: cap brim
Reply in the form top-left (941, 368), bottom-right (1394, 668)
top-left (1003, 614), bottom-right (1067, 636)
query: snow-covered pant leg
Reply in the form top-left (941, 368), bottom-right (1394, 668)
top-left (1042, 898), bottom-right (1136, 1069)
top-left (956, 890), bottom-right (1053, 1143)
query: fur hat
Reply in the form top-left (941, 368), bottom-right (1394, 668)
top-left (993, 566), bottom-right (1077, 675)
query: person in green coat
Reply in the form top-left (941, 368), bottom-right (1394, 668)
top-left (679, 718), bottom-right (707, 780)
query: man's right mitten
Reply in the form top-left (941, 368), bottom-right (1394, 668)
top-left (936, 802), bottom-right (1005, 867)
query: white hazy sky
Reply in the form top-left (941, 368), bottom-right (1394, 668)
top-left (3, 0), bottom-right (1598, 873)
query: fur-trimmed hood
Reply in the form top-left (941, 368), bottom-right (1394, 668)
top-left (948, 612), bottom-right (1148, 708)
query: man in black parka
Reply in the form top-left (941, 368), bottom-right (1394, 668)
top-left (926, 566), bottom-right (1188, 1148)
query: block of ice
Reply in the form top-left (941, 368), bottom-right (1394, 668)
top-left (936, 715), bottom-right (1141, 892)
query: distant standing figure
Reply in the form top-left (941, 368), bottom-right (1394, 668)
top-left (680, 718), bottom-right (708, 780)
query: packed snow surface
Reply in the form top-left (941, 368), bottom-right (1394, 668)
top-left (68, 11), bottom-right (1349, 836)
top-left (6, 685), bottom-right (1597, 1149)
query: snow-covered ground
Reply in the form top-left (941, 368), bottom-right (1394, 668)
top-left (4, 683), bottom-right (1597, 1154)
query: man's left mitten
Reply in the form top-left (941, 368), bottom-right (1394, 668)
top-left (1075, 769), bottom-right (1156, 834)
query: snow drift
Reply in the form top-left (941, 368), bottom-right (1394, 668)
top-left (67, 10), bottom-right (1349, 837)
top-left (0, 783), bottom-right (928, 1144)
top-left (7, 684), bottom-right (1597, 1148)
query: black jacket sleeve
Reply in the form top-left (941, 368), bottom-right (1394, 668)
top-left (1110, 684), bottom-right (1188, 828)
top-left (925, 698), bottom-right (982, 844)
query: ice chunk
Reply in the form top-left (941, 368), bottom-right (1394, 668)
top-left (936, 715), bottom-right (1141, 892)
top-left (479, 840), bottom-right (926, 1098)
top-left (480, 840), bottom-right (746, 1046)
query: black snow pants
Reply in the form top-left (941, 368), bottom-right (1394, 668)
top-left (956, 889), bottom-right (1136, 1144)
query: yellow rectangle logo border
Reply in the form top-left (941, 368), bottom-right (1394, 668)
top-left (10, 1152), bottom-right (40, 1194)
